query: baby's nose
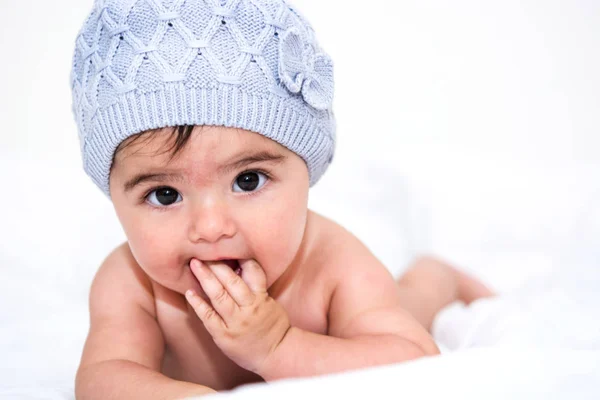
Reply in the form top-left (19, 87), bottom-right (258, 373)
top-left (187, 198), bottom-right (236, 243)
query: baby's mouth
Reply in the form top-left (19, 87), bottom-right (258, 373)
top-left (216, 259), bottom-right (243, 276)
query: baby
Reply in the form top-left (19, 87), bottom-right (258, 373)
top-left (70, 0), bottom-right (493, 398)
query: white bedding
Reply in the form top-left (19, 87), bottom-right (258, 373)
top-left (199, 348), bottom-right (600, 400)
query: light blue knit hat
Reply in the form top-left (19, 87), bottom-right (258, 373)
top-left (70, 0), bottom-right (335, 197)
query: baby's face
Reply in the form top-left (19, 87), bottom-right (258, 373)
top-left (109, 126), bottom-right (310, 296)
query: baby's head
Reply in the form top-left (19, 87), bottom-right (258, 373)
top-left (71, 0), bottom-right (335, 294)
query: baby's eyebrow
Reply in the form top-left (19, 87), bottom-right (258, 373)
top-left (218, 151), bottom-right (286, 174)
top-left (123, 172), bottom-right (184, 193)
top-left (123, 151), bottom-right (286, 192)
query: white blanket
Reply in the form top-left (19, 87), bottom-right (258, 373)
top-left (196, 348), bottom-right (600, 400)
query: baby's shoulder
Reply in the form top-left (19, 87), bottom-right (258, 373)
top-left (89, 242), bottom-right (156, 317)
top-left (306, 210), bottom-right (396, 297)
top-left (307, 210), bottom-right (382, 278)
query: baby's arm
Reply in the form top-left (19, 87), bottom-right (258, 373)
top-left (75, 244), bottom-right (215, 400)
top-left (259, 235), bottom-right (440, 381)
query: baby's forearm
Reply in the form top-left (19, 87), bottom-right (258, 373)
top-left (259, 327), bottom-right (436, 381)
top-left (75, 359), bottom-right (216, 400)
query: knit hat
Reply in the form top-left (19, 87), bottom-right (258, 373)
top-left (70, 0), bottom-right (336, 197)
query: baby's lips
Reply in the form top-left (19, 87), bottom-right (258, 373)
top-left (220, 259), bottom-right (241, 271)
top-left (215, 259), bottom-right (243, 277)
top-left (196, 258), bottom-right (241, 271)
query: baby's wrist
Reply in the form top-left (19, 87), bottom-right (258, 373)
top-left (257, 326), bottom-right (299, 381)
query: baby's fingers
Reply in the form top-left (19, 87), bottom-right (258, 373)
top-left (238, 259), bottom-right (267, 293)
top-left (190, 259), bottom-right (236, 322)
top-left (185, 289), bottom-right (224, 334)
top-left (208, 262), bottom-right (254, 307)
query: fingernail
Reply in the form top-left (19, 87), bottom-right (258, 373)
top-left (186, 289), bottom-right (194, 297)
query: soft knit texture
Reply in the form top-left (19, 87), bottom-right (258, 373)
top-left (70, 0), bottom-right (336, 197)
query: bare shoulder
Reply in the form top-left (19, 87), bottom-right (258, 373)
top-left (308, 211), bottom-right (417, 337)
top-left (79, 242), bottom-right (164, 371)
top-left (89, 242), bottom-right (156, 317)
top-left (308, 210), bottom-right (392, 280)
top-left (305, 210), bottom-right (397, 300)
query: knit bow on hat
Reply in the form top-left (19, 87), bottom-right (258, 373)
top-left (278, 28), bottom-right (334, 110)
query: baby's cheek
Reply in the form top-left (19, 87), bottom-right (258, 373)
top-left (128, 234), bottom-right (182, 279)
top-left (258, 205), bottom-right (307, 282)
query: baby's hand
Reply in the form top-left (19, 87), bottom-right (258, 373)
top-left (186, 258), bottom-right (291, 375)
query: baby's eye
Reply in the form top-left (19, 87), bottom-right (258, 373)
top-left (146, 187), bottom-right (182, 207)
top-left (232, 171), bottom-right (268, 193)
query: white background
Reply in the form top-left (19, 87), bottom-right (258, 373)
top-left (1, 0), bottom-right (599, 394)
